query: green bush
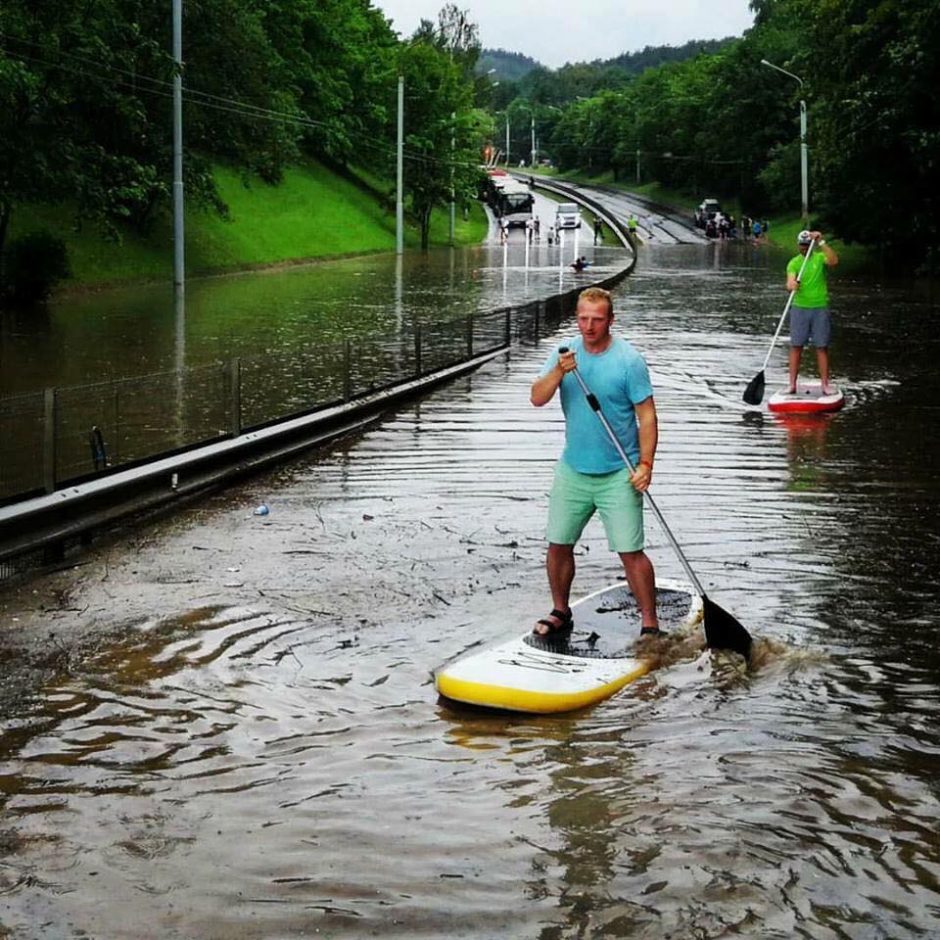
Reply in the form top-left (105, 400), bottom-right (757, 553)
top-left (1, 231), bottom-right (71, 304)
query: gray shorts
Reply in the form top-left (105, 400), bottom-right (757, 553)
top-left (790, 307), bottom-right (831, 347)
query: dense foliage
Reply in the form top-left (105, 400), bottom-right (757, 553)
top-left (493, 0), bottom-right (939, 269)
top-left (0, 0), bottom-right (490, 296)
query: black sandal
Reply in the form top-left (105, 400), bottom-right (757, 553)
top-left (533, 608), bottom-right (573, 637)
top-left (639, 626), bottom-right (666, 638)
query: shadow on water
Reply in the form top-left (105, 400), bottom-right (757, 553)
top-left (1, 241), bottom-right (939, 937)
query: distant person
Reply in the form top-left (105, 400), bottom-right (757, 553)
top-left (752, 220), bottom-right (762, 240)
top-left (499, 217), bottom-right (509, 244)
top-left (627, 214), bottom-right (638, 236)
top-left (533, 216), bottom-right (541, 240)
top-left (571, 256), bottom-right (589, 273)
top-left (529, 287), bottom-right (659, 639)
top-left (594, 219), bottom-right (604, 244)
top-left (785, 230), bottom-right (839, 394)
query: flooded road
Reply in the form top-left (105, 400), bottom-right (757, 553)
top-left (1, 238), bottom-right (939, 938)
top-left (0, 207), bottom-right (619, 397)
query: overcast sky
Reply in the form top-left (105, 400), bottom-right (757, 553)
top-left (374, 0), bottom-right (756, 68)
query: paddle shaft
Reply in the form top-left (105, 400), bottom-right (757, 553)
top-left (758, 239), bottom-right (816, 373)
top-left (564, 359), bottom-right (707, 600)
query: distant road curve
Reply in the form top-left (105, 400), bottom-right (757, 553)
top-left (529, 177), bottom-right (708, 246)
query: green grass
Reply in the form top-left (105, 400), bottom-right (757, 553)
top-left (7, 160), bottom-right (489, 289)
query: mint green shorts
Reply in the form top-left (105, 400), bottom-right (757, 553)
top-left (546, 461), bottom-right (645, 553)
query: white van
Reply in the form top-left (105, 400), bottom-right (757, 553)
top-left (554, 203), bottom-right (581, 230)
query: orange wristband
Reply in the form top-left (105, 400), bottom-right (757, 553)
top-left (639, 459), bottom-right (653, 471)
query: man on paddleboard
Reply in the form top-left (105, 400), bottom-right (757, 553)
top-left (786, 230), bottom-right (839, 394)
top-left (530, 287), bottom-right (660, 639)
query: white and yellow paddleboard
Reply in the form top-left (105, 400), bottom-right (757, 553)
top-left (434, 579), bottom-right (702, 714)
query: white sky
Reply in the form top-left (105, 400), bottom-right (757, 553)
top-left (374, 0), bottom-right (756, 69)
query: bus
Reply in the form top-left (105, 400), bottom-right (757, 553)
top-left (495, 180), bottom-right (534, 229)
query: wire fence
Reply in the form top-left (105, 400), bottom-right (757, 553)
top-left (0, 291), bottom-right (586, 505)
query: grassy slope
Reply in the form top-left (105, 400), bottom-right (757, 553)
top-left (8, 161), bottom-right (488, 288)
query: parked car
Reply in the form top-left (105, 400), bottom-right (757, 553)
top-left (554, 203), bottom-right (581, 230)
top-left (694, 198), bottom-right (721, 228)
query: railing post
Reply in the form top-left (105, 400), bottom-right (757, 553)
top-left (228, 358), bottom-right (241, 436)
top-left (414, 325), bottom-right (422, 377)
top-left (467, 314), bottom-right (474, 357)
top-left (505, 308), bottom-right (512, 346)
top-left (343, 339), bottom-right (353, 401)
top-left (112, 384), bottom-right (121, 465)
top-left (43, 387), bottom-right (57, 494)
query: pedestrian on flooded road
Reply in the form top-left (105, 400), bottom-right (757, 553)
top-left (786, 230), bottom-right (839, 394)
top-left (571, 256), bottom-right (589, 273)
top-left (530, 287), bottom-right (660, 639)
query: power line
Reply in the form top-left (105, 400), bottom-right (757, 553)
top-left (0, 37), bottom-right (490, 174)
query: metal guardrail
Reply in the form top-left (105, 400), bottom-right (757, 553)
top-left (1, 312), bottom-right (509, 505)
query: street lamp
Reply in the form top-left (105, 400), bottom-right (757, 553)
top-left (761, 58), bottom-right (808, 221)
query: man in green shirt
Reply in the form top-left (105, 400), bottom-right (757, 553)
top-left (785, 229), bottom-right (839, 393)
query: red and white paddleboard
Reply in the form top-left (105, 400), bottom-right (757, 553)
top-left (768, 381), bottom-right (845, 414)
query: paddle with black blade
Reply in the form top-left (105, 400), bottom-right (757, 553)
top-left (559, 348), bottom-right (752, 660)
top-left (742, 239), bottom-right (816, 405)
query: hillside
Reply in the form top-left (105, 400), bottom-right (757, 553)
top-left (606, 37), bottom-right (736, 74)
top-left (477, 49), bottom-right (542, 82)
top-left (7, 161), bottom-right (488, 290)
top-left (479, 36), bottom-right (738, 83)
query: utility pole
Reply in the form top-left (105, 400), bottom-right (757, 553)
top-left (530, 114), bottom-right (536, 168)
top-left (505, 114), bottom-right (510, 167)
top-left (449, 111), bottom-right (456, 246)
top-left (761, 59), bottom-right (809, 221)
top-left (172, 0), bottom-right (184, 292)
top-left (396, 74), bottom-right (404, 255)
top-left (635, 109), bottom-right (641, 184)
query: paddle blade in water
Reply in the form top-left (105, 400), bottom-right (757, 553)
top-left (743, 370), bottom-right (766, 405)
top-left (702, 594), bottom-right (752, 661)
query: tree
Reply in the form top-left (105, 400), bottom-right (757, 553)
top-left (396, 37), bottom-right (482, 248)
top-left (0, 0), bottom-right (305, 264)
top-left (804, 0), bottom-right (940, 265)
top-left (258, 0), bottom-right (397, 171)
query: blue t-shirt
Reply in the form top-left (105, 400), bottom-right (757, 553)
top-left (540, 336), bottom-right (654, 473)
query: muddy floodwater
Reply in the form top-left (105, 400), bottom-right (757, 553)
top-left (1, 238), bottom-right (939, 938)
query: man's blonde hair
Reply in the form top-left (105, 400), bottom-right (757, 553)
top-left (577, 287), bottom-right (613, 317)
